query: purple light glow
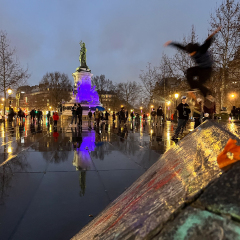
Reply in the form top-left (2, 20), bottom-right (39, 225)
top-left (76, 76), bottom-right (100, 104)
top-left (75, 131), bottom-right (96, 170)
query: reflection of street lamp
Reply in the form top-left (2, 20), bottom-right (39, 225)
top-left (175, 93), bottom-right (179, 108)
top-left (167, 101), bottom-right (171, 119)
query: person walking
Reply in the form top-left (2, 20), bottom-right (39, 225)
top-left (130, 111), bottom-right (134, 122)
top-left (105, 111), bottom-right (109, 123)
top-left (164, 26), bottom-right (221, 101)
top-left (125, 110), bottom-right (128, 122)
top-left (112, 112), bottom-right (116, 122)
top-left (172, 96), bottom-right (191, 140)
top-left (231, 106), bottom-right (237, 120)
top-left (95, 108), bottom-right (100, 127)
top-left (120, 108), bottom-right (125, 125)
top-left (37, 109), bottom-right (42, 124)
top-left (143, 112), bottom-right (146, 122)
top-left (18, 108), bottom-right (24, 122)
top-left (151, 108), bottom-right (157, 126)
top-left (47, 111), bottom-right (51, 122)
top-left (30, 109), bottom-right (36, 123)
top-left (77, 103), bottom-right (83, 126)
top-left (70, 103), bottom-right (78, 126)
top-left (157, 106), bottom-right (163, 126)
top-left (193, 98), bottom-right (202, 128)
top-left (53, 112), bottom-right (59, 127)
top-left (88, 109), bottom-right (92, 128)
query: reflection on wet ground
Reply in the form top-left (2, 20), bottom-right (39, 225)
top-left (0, 118), bottom-right (239, 240)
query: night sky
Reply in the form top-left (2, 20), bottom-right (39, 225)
top-left (0, 0), bottom-right (219, 86)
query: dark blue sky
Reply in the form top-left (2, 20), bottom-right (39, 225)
top-left (0, 0), bottom-right (219, 86)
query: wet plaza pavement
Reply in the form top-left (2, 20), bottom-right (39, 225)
top-left (0, 117), bottom-right (190, 240)
top-left (1, 118), bottom-right (240, 240)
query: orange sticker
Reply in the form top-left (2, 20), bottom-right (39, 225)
top-left (217, 138), bottom-right (240, 169)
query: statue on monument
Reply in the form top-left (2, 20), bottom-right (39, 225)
top-left (76, 41), bottom-right (90, 72)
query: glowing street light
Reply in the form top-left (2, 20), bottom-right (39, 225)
top-left (175, 93), bottom-right (179, 107)
top-left (1, 98), bottom-right (4, 101)
top-left (230, 93), bottom-right (237, 107)
top-left (7, 88), bottom-right (13, 95)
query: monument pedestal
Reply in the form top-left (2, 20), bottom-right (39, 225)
top-left (62, 68), bottom-right (101, 119)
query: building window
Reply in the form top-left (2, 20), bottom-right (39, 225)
top-left (47, 99), bottom-right (49, 102)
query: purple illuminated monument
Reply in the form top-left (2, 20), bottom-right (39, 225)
top-left (62, 41), bottom-right (101, 117)
top-left (76, 75), bottom-right (100, 106)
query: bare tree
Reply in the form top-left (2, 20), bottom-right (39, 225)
top-left (209, 0), bottom-right (240, 108)
top-left (40, 72), bottom-right (72, 109)
top-left (0, 31), bottom-right (30, 114)
top-left (116, 81), bottom-right (141, 108)
top-left (139, 63), bottom-right (160, 104)
top-left (91, 74), bottom-right (115, 102)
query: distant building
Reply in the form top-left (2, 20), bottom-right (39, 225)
top-left (16, 84), bottom-right (72, 112)
top-left (99, 91), bottom-right (118, 112)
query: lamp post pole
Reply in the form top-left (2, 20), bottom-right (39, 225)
top-left (175, 93), bottom-right (179, 109)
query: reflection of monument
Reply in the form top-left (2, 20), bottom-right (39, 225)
top-left (72, 130), bottom-right (96, 197)
top-left (62, 41), bottom-right (101, 117)
top-left (72, 130), bottom-right (96, 171)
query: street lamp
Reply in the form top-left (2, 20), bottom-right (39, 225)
top-left (3, 88), bottom-right (13, 116)
top-left (7, 88), bottom-right (13, 95)
top-left (175, 93), bottom-right (179, 108)
top-left (230, 93), bottom-right (236, 108)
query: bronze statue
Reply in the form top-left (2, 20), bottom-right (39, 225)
top-left (76, 41), bottom-right (90, 72)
